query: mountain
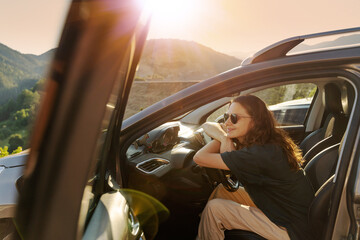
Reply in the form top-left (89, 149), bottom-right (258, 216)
top-left (3, 33), bottom-right (357, 104)
top-left (0, 39), bottom-right (241, 105)
top-left (0, 43), bottom-right (52, 87)
top-left (292, 34), bottom-right (360, 52)
top-left (136, 39), bottom-right (242, 81)
top-left (0, 44), bottom-right (54, 104)
top-left (224, 50), bottom-right (255, 61)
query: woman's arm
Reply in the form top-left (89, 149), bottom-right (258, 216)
top-left (193, 140), bottom-right (230, 170)
top-left (194, 122), bottom-right (239, 169)
top-left (220, 137), bottom-right (236, 153)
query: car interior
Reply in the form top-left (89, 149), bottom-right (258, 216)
top-left (122, 75), bottom-right (356, 239)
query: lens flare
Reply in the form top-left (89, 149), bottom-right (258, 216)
top-left (142, 0), bottom-right (198, 28)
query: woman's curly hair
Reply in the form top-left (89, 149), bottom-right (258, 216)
top-left (232, 95), bottom-right (304, 170)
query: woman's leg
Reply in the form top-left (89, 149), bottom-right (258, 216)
top-left (209, 184), bottom-right (256, 207)
top-left (197, 198), bottom-right (289, 240)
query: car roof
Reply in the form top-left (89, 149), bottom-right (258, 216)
top-left (242, 27), bottom-right (360, 66)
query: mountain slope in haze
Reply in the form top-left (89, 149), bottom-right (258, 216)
top-left (136, 39), bottom-right (242, 81)
top-left (0, 39), bottom-right (241, 105)
top-left (0, 43), bottom-right (52, 87)
top-left (291, 33), bottom-right (360, 52)
top-left (0, 44), bottom-right (54, 104)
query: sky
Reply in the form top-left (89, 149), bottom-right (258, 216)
top-left (0, 0), bottom-right (359, 57)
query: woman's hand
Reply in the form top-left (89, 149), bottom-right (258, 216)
top-left (202, 122), bottom-right (227, 142)
top-left (202, 122), bottom-right (236, 153)
top-left (193, 122), bottom-right (236, 169)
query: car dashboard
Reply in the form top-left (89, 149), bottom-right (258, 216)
top-left (125, 122), bottom-right (212, 208)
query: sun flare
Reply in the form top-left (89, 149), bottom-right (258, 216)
top-left (143, 0), bottom-right (198, 27)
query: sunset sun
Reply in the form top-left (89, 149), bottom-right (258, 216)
top-left (144, 0), bottom-right (198, 27)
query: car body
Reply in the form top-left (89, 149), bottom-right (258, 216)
top-left (268, 98), bottom-right (312, 126)
top-left (0, 153), bottom-right (26, 218)
top-left (1, 1), bottom-right (360, 239)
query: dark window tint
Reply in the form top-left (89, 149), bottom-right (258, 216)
top-left (254, 83), bottom-right (316, 126)
top-left (271, 105), bottom-right (309, 126)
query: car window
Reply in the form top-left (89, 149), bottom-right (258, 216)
top-left (269, 101), bottom-right (310, 126)
top-left (207, 103), bottom-right (230, 123)
top-left (206, 83), bottom-right (316, 126)
top-left (123, 38), bottom-right (242, 120)
top-left (123, 12), bottom-right (243, 120)
top-left (253, 83), bottom-right (316, 126)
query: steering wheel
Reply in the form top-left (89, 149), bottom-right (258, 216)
top-left (205, 168), bottom-right (240, 192)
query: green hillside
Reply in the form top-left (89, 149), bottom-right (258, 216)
top-left (0, 79), bottom-right (43, 156)
top-left (0, 43), bottom-right (53, 105)
top-left (0, 44), bottom-right (51, 155)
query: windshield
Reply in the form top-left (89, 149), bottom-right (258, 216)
top-left (124, 0), bottom-right (360, 119)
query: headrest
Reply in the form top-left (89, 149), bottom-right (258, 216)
top-left (341, 82), bottom-right (355, 116)
top-left (324, 83), bottom-right (343, 114)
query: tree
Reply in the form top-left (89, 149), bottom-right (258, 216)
top-left (0, 98), bottom-right (17, 121)
top-left (0, 127), bottom-right (11, 140)
top-left (8, 134), bottom-right (24, 153)
top-left (13, 108), bottom-right (31, 127)
top-left (32, 78), bottom-right (45, 92)
top-left (0, 146), bottom-right (9, 158)
top-left (17, 89), bottom-right (40, 109)
top-left (11, 146), bottom-right (22, 154)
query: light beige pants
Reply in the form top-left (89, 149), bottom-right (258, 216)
top-left (197, 184), bottom-right (290, 240)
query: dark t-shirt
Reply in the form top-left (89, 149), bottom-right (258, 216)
top-left (221, 144), bottom-right (315, 240)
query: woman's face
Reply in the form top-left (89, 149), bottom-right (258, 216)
top-left (224, 102), bottom-right (253, 140)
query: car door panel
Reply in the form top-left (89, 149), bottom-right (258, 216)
top-left (15, 0), bottom-right (150, 239)
top-left (83, 191), bottom-right (142, 240)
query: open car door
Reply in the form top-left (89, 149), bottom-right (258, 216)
top-left (15, 0), bottom-right (152, 239)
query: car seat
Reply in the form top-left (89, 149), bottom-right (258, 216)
top-left (300, 83), bottom-right (350, 164)
top-left (304, 143), bottom-right (340, 192)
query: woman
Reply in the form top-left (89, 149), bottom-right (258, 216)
top-left (193, 95), bottom-right (314, 240)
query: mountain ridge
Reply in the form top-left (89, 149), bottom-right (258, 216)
top-left (136, 39), bottom-right (242, 81)
top-left (0, 39), bottom-right (241, 105)
top-left (0, 43), bottom-right (54, 104)
top-left (1, 33), bottom-right (359, 104)
top-left (290, 34), bottom-right (360, 53)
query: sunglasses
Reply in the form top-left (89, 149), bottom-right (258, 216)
top-left (223, 113), bottom-right (252, 124)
